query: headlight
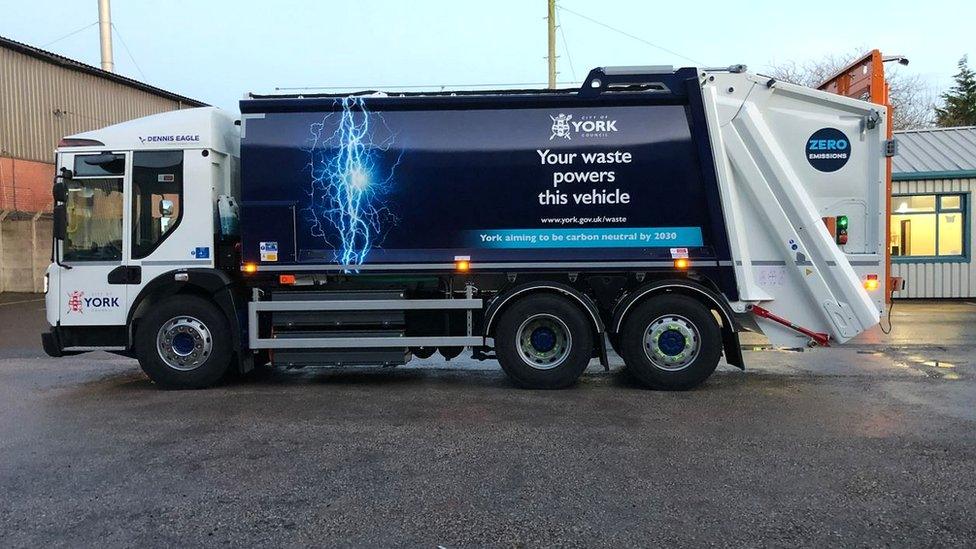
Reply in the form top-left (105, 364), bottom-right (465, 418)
top-left (44, 273), bottom-right (49, 294)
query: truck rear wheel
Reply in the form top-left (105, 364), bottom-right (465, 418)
top-left (494, 294), bottom-right (593, 389)
top-left (135, 296), bottom-right (232, 389)
top-left (619, 294), bottom-right (721, 390)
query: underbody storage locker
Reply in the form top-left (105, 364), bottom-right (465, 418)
top-left (270, 290), bottom-right (408, 367)
top-left (701, 70), bottom-right (886, 347)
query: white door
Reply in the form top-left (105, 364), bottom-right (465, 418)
top-left (55, 151), bottom-right (132, 329)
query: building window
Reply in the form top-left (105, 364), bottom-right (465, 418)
top-left (890, 193), bottom-right (967, 260)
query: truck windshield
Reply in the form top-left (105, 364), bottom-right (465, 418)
top-left (63, 154), bottom-right (126, 262)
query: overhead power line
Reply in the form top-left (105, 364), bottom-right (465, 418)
top-left (41, 22), bottom-right (98, 48)
top-left (555, 4), bottom-right (578, 83)
top-left (555, 5), bottom-right (703, 66)
top-left (111, 23), bottom-right (147, 81)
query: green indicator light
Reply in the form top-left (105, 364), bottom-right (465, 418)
top-left (837, 215), bottom-right (849, 229)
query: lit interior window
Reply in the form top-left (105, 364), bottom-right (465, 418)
top-left (890, 194), bottom-right (966, 258)
top-left (940, 195), bottom-right (962, 210)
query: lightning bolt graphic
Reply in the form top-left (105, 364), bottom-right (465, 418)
top-left (304, 96), bottom-right (400, 269)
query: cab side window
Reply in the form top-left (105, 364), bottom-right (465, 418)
top-left (131, 151), bottom-right (184, 259)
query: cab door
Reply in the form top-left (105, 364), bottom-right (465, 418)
top-left (55, 151), bottom-right (132, 331)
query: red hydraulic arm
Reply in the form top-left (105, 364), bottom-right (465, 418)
top-left (750, 305), bottom-right (831, 347)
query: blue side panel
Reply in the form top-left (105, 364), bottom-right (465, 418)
top-left (239, 67), bottom-right (736, 297)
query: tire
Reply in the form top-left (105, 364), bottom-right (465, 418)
top-left (135, 295), bottom-right (233, 389)
top-left (494, 294), bottom-right (594, 389)
top-left (438, 346), bottom-right (464, 360)
top-left (411, 346), bottom-right (437, 359)
top-left (618, 294), bottom-right (722, 390)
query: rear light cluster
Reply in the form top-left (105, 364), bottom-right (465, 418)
top-left (864, 274), bottom-right (879, 291)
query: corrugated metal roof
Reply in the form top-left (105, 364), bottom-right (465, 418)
top-left (893, 126), bottom-right (976, 178)
top-left (0, 34), bottom-right (206, 107)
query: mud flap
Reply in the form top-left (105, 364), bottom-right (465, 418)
top-left (722, 328), bottom-right (745, 369)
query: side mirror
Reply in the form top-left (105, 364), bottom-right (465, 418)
top-left (159, 199), bottom-right (174, 218)
top-left (53, 203), bottom-right (67, 240)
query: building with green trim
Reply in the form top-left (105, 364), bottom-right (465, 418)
top-left (891, 126), bottom-right (976, 298)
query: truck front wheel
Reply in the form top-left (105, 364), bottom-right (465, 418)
top-left (135, 296), bottom-right (232, 389)
top-left (494, 294), bottom-right (593, 389)
top-left (619, 294), bottom-right (722, 390)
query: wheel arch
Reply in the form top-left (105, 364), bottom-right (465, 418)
top-left (611, 279), bottom-right (744, 369)
top-left (127, 269), bottom-right (245, 370)
top-left (483, 281), bottom-right (605, 338)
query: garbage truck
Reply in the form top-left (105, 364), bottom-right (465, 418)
top-left (41, 65), bottom-right (890, 390)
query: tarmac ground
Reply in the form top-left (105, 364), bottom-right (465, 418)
top-left (1, 293), bottom-right (974, 547)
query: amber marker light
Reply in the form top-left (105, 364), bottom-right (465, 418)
top-left (243, 263), bottom-right (258, 274)
top-left (674, 258), bottom-right (689, 270)
top-left (455, 260), bottom-right (471, 272)
top-left (864, 274), bottom-right (879, 291)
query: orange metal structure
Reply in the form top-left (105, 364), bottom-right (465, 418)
top-left (817, 50), bottom-right (896, 301)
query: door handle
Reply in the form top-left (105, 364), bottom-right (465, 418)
top-left (107, 266), bottom-right (141, 285)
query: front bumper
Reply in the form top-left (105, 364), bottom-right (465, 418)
top-left (41, 325), bottom-right (118, 357)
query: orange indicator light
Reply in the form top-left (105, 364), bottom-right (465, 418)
top-left (864, 274), bottom-right (879, 291)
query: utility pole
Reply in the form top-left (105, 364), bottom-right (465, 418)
top-left (98, 0), bottom-right (114, 73)
top-left (547, 0), bottom-right (556, 89)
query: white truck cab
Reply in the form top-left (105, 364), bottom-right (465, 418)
top-left (43, 107), bottom-right (239, 354)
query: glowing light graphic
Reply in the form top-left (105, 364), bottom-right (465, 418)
top-left (305, 96), bottom-right (400, 268)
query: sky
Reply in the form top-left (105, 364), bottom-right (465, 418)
top-left (0, 0), bottom-right (972, 113)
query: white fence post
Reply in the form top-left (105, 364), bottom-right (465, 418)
top-left (31, 211), bottom-right (43, 292)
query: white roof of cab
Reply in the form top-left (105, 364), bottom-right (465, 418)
top-left (63, 107), bottom-right (239, 156)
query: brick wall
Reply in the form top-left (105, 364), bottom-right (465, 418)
top-left (0, 156), bottom-right (55, 213)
